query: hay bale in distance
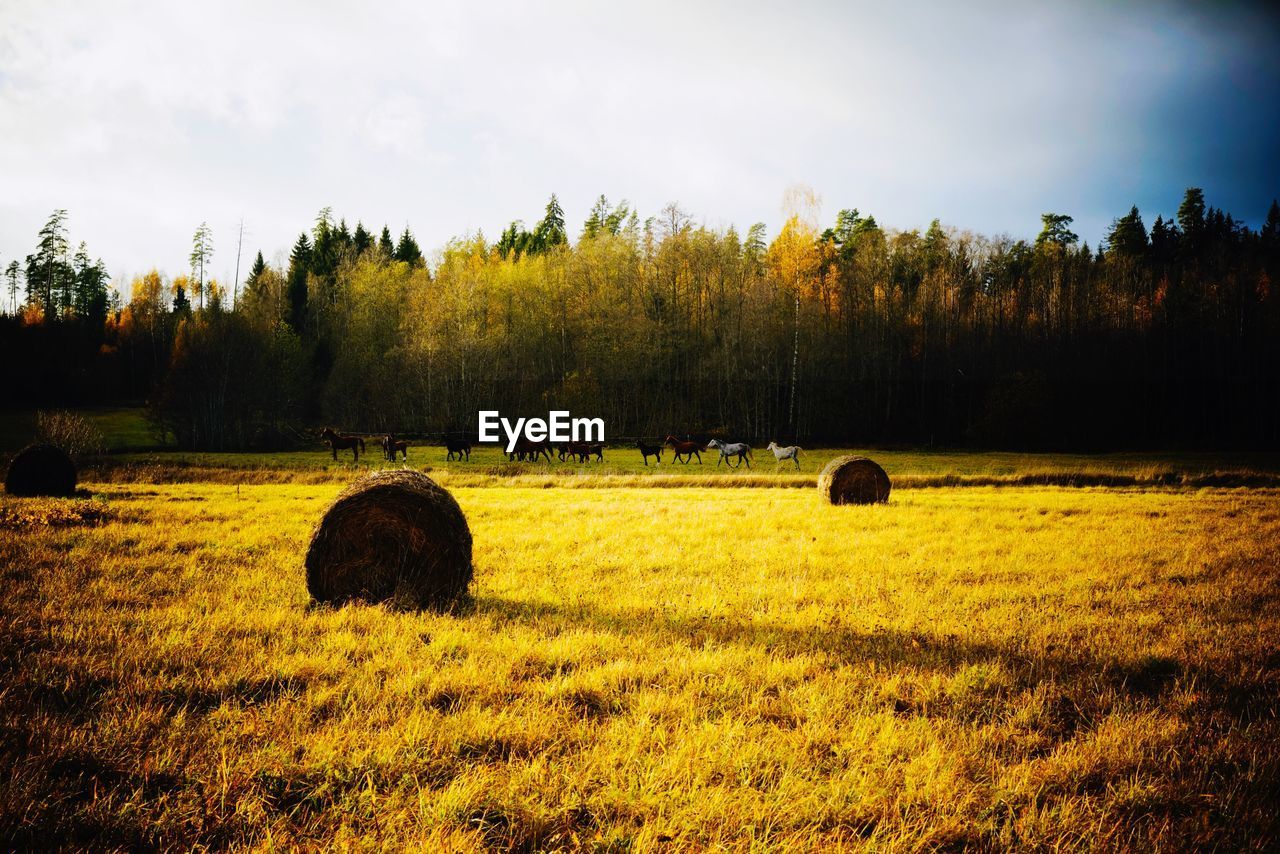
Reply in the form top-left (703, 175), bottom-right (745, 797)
top-left (4, 443), bottom-right (77, 497)
top-left (817, 455), bottom-right (890, 505)
top-left (305, 469), bottom-right (473, 609)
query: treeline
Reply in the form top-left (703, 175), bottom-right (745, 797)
top-left (2, 189), bottom-right (1278, 450)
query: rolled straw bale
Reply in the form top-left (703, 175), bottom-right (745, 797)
top-left (4, 443), bottom-right (77, 497)
top-left (817, 455), bottom-right (890, 505)
top-left (305, 469), bottom-right (472, 608)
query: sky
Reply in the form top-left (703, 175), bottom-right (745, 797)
top-left (1, 0), bottom-right (1278, 293)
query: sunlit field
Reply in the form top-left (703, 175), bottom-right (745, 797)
top-left (2, 473), bottom-right (1278, 848)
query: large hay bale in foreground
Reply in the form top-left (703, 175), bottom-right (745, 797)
top-left (305, 469), bottom-right (473, 608)
top-left (818, 455), bottom-right (890, 505)
top-left (4, 443), bottom-right (77, 497)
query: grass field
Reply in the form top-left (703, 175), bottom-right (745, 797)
top-left (5, 407), bottom-right (1280, 488)
top-left (2, 470), bottom-right (1278, 848)
top-left (0, 408), bottom-right (159, 453)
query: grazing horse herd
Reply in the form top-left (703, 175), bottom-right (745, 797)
top-left (319, 428), bottom-right (803, 469)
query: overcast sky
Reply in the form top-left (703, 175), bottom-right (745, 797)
top-left (2, 0), bottom-right (1277, 291)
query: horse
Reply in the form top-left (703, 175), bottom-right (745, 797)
top-left (382, 434), bottom-right (409, 461)
top-left (664, 435), bottom-right (704, 464)
top-left (636, 440), bottom-right (663, 466)
top-left (320, 427), bottom-right (365, 462)
top-left (508, 437), bottom-right (553, 463)
top-left (445, 437), bottom-right (471, 462)
top-left (560, 441), bottom-right (604, 463)
top-left (766, 441), bottom-right (801, 469)
top-left (707, 438), bottom-right (752, 468)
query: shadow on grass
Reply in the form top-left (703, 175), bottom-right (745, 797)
top-left (466, 593), bottom-right (1275, 724)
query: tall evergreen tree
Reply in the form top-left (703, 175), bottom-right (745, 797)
top-left (247, 251), bottom-right (267, 288)
top-left (394, 227), bottom-right (424, 267)
top-left (71, 242), bottom-right (109, 324)
top-left (1035, 213), bottom-right (1078, 249)
top-left (533, 194), bottom-right (567, 253)
top-left (1106, 206), bottom-right (1148, 257)
top-left (1260, 199), bottom-right (1279, 248)
top-left (582, 195), bottom-right (609, 240)
top-left (172, 282), bottom-right (191, 315)
top-left (286, 232), bottom-right (311, 333)
top-left (497, 221), bottom-right (532, 259)
top-left (25, 209), bottom-right (70, 319)
top-left (1177, 188), bottom-right (1206, 240)
top-left (189, 222), bottom-right (214, 309)
top-left (5, 260), bottom-right (22, 314)
top-left (353, 222), bottom-right (372, 256)
top-left (310, 208), bottom-right (337, 280)
top-left (378, 225), bottom-right (395, 258)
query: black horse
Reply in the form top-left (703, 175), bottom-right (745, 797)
top-left (636, 440), bottom-right (663, 466)
top-left (445, 437), bottom-right (472, 462)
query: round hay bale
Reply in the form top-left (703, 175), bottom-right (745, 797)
top-left (817, 455), bottom-right (890, 505)
top-left (305, 469), bottom-right (473, 609)
top-left (4, 443), bottom-right (77, 497)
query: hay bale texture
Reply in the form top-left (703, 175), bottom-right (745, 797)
top-left (305, 469), bottom-right (472, 608)
top-left (4, 443), bottom-right (77, 497)
top-left (818, 455), bottom-right (891, 505)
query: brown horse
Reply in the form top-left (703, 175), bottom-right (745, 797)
top-left (664, 435), bottom-right (705, 464)
top-left (508, 436), bottom-right (553, 463)
top-left (382, 434), bottom-right (409, 461)
top-left (321, 427), bottom-right (365, 462)
top-left (559, 441), bottom-right (604, 462)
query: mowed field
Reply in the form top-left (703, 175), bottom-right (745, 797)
top-left (2, 463), bottom-right (1279, 848)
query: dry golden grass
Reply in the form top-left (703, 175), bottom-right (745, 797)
top-left (1, 479), bottom-right (1278, 849)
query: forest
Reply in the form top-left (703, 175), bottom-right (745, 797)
top-left (2, 189), bottom-right (1277, 451)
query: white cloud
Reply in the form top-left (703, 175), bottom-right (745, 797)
top-left (0, 0), bottom-right (1275, 287)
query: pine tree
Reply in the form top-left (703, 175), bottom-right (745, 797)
top-left (605, 200), bottom-right (631, 236)
top-left (1035, 213), bottom-right (1078, 249)
top-left (582, 195), bottom-right (609, 240)
top-left (71, 242), bottom-right (109, 324)
top-left (311, 209), bottom-right (337, 280)
top-left (25, 209), bottom-right (69, 319)
top-left (497, 221), bottom-right (532, 260)
top-left (1177, 188), bottom-right (1206, 240)
top-left (1106, 206), bottom-right (1148, 257)
top-left (743, 223), bottom-right (767, 268)
top-left (189, 222), bottom-right (214, 309)
top-left (5, 260), bottom-right (22, 314)
top-left (394, 227), bottom-right (424, 267)
top-left (1261, 200), bottom-right (1279, 247)
top-left (172, 283), bottom-right (191, 315)
top-left (287, 232), bottom-right (311, 333)
top-left (353, 222), bottom-right (372, 256)
top-left (249, 251), bottom-right (266, 283)
top-left (532, 194), bottom-right (567, 253)
top-left (378, 225), bottom-right (395, 258)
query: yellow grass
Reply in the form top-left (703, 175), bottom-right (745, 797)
top-left (2, 480), bottom-right (1278, 849)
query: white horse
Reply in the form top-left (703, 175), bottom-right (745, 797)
top-left (706, 438), bottom-right (752, 468)
top-left (766, 441), bottom-right (801, 469)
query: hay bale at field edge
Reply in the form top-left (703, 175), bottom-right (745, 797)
top-left (817, 455), bottom-right (891, 505)
top-left (4, 443), bottom-right (78, 497)
top-left (305, 469), bottom-right (473, 609)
